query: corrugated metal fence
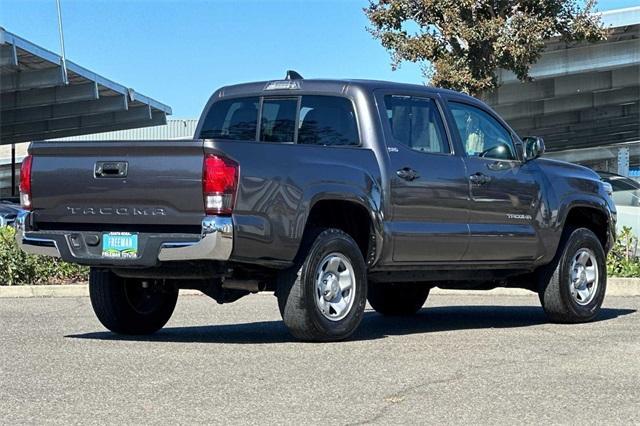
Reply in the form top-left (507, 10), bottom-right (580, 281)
top-left (49, 119), bottom-right (199, 141)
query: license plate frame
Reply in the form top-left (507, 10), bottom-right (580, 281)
top-left (101, 232), bottom-right (139, 259)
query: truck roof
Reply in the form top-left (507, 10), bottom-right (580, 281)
top-left (214, 78), bottom-right (474, 101)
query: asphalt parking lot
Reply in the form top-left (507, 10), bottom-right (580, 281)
top-left (1, 293), bottom-right (639, 424)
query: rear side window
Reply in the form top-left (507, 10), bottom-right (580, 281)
top-left (260, 98), bottom-right (297, 143)
top-left (198, 95), bottom-right (360, 146)
top-left (199, 97), bottom-right (259, 140)
top-left (384, 95), bottom-right (450, 154)
top-left (298, 96), bottom-right (359, 146)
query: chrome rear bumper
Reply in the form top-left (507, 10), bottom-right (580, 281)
top-left (158, 216), bottom-right (233, 261)
top-left (14, 211), bottom-right (61, 257)
top-left (15, 211), bottom-right (233, 264)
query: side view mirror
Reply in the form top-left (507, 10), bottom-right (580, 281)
top-left (523, 136), bottom-right (545, 161)
top-left (479, 143), bottom-right (512, 160)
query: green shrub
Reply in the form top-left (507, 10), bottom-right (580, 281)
top-left (0, 226), bottom-right (88, 285)
top-left (1, 224), bottom-right (639, 285)
top-left (607, 226), bottom-right (640, 278)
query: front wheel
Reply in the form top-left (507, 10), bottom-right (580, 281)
top-left (276, 228), bottom-right (367, 342)
top-left (89, 268), bottom-right (179, 335)
top-left (538, 227), bottom-right (607, 323)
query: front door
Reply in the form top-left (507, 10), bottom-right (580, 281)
top-left (447, 101), bottom-right (541, 262)
top-left (381, 94), bottom-right (470, 263)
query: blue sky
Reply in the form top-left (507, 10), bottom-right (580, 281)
top-left (1, 0), bottom-right (637, 117)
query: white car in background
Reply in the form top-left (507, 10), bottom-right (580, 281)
top-left (597, 171), bottom-right (640, 238)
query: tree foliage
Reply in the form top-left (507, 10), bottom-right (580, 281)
top-left (365, 0), bottom-right (606, 95)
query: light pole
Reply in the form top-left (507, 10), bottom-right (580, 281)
top-left (55, 0), bottom-right (68, 85)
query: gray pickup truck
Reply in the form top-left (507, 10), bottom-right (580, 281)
top-left (16, 73), bottom-right (616, 341)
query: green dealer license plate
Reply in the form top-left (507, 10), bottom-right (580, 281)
top-left (102, 232), bottom-right (138, 259)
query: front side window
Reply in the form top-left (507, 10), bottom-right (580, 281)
top-left (384, 95), bottom-right (450, 154)
top-left (260, 98), bottom-right (297, 143)
top-left (448, 102), bottom-right (516, 160)
top-left (298, 96), bottom-right (359, 146)
top-left (199, 97), bottom-right (259, 140)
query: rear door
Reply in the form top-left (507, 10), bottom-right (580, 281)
top-left (378, 92), bottom-right (469, 263)
top-left (445, 100), bottom-right (540, 262)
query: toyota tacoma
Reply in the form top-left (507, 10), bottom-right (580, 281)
top-left (16, 73), bottom-right (616, 341)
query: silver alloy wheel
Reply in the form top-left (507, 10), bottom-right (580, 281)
top-left (315, 252), bottom-right (356, 321)
top-left (569, 248), bottom-right (599, 306)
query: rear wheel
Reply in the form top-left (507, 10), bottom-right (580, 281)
top-left (276, 228), bottom-right (367, 341)
top-left (368, 283), bottom-right (430, 316)
top-left (89, 268), bottom-right (178, 335)
top-left (538, 227), bottom-right (606, 323)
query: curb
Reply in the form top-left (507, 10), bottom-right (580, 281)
top-left (432, 278), bottom-right (640, 297)
top-left (0, 284), bottom-right (203, 298)
top-left (431, 278), bottom-right (640, 297)
top-left (1, 278), bottom-right (639, 298)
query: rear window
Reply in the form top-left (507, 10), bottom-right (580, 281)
top-left (298, 96), bottom-right (359, 146)
top-left (199, 97), bottom-right (259, 140)
top-left (199, 95), bottom-right (359, 146)
top-left (260, 98), bottom-right (297, 143)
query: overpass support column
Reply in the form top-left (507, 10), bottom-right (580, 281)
top-left (618, 147), bottom-right (630, 177)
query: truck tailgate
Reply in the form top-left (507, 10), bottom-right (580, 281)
top-left (29, 140), bottom-right (205, 228)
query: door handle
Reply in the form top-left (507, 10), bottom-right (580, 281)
top-left (95, 161), bottom-right (128, 178)
top-left (396, 167), bottom-right (420, 181)
top-left (469, 173), bottom-right (492, 185)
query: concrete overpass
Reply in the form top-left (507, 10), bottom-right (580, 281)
top-left (484, 7), bottom-right (640, 176)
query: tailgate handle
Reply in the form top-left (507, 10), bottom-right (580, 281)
top-left (95, 161), bottom-right (128, 178)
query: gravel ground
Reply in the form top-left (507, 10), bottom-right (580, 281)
top-left (1, 293), bottom-right (638, 424)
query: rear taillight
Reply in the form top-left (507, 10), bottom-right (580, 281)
top-left (19, 155), bottom-right (33, 210)
top-left (203, 154), bottom-right (238, 215)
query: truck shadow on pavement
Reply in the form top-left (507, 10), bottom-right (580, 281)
top-left (66, 305), bottom-right (635, 344)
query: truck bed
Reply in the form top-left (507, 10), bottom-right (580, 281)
top-left (15, 140), bottom-right (233, 268)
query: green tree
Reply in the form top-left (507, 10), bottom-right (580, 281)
top-left (365, 0), bottom-right (606, 96)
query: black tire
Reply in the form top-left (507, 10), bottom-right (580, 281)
top-left (89, 268), bottom-right (179, 335)
top-left (537, 227), bottom-right (607, 323)
top-left (276, 228), bottom-right (367, 342)
top-left (368, 283), bottom-right (430, 316)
